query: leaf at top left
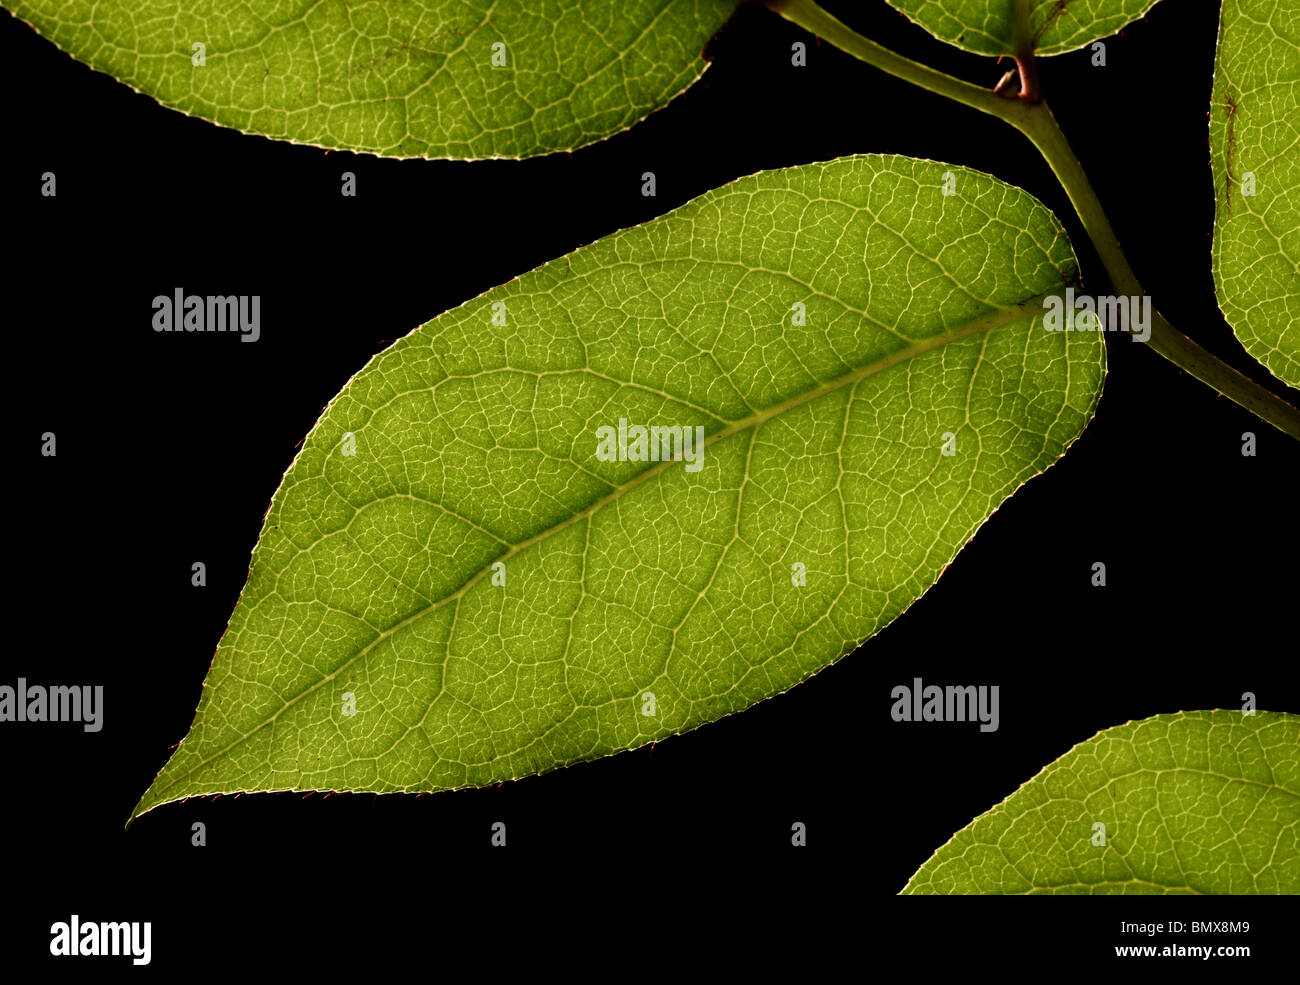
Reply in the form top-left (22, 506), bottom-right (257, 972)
top-left (5, 0), bottom-right (739, 160)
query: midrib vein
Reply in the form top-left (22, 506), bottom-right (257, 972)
top-left (139, 286), bottom-right (1059, 812)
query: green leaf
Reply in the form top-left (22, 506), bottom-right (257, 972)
top-left (4, 0), bottom-right (737, 160)
top-left (1210, 0), bottom-right (1300, 389)
top-left (903, 710), bottom-right (1300, 894)
top-left (882, 0), bottom-right (1163, 57)
top-left (131, 154), bottom-right (1104, 821)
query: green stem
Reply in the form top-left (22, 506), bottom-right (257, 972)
top-left (761, 0), bottom-right (1010, 119)
top-left (761, 0), bottom-right (1300, 439)
top-left (1012, 103), bottom-right (1300, 438)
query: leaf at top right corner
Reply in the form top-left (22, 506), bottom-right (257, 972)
top-left (1211, 0), bottom-right (1300, 390)
top-left (880, 0), bottom-right (1165, 57)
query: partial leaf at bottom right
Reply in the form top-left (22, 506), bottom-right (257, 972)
top-left (903, 711), bottom-right (1300, 894)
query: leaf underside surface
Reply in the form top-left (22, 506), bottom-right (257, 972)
top-left (4, 0), bottom-right (737, 159)
top-left (132, 154), bottom-right (1104, 820)
top-left (883, 0), bottom-right (1163, 57)
top-left (903, 711), bottom-right (1300, 894)
top-left (1210, 0), bottom-right (1300, 389)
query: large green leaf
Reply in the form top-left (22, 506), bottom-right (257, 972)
top-left (904, 711), bottom-right (1300, 894)
top-left (882, 0), bottom-right (1163, 57)
top-left (1210, 0), bottom-right (1300, 389)
top-left (131, 154), bottom-right (1104, 821)
top-left (4, 0), bottom-right (737, 159)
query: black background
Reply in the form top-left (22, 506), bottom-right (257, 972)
top-left (3, 0), bottom-right (1297, 972)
